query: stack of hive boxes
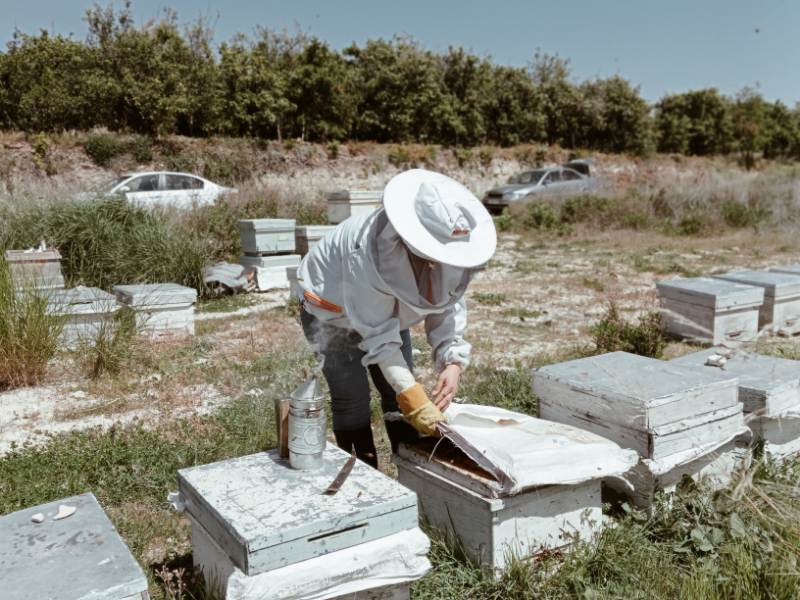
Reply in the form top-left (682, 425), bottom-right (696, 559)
top-left (178, 446), bottom-right (428, 599)
top-left (6, 247), bottom-right (65, 291)
top-left (113, 283), bottom-right (197, 336)
top-left (237, 218), bottom-right (300, 291)
top-left (671, 347), bottom-right (800, 461)
top-left (712, 270), bottom-right (800, 336)
top-left (40, 287), bottom-right (120, 347)
top-left (532, 352), bottom-right (747, 509)
top-left (324, 189), bottom-right (383, 225)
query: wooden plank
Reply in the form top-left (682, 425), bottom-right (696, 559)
top-left (650, 405), bottom-right (744, 460)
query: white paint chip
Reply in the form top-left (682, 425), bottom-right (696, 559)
top-left (54, 505), bottom-right (76, 521)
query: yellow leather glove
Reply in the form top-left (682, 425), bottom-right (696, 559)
top-left (396, 383), bottom-right (447, 437)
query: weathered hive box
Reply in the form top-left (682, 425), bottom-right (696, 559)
top-left (670, 347), bottom-right (800, 416)
top-left (746, 411), bottom-right (800, 459)
top-left (770, 264), bottom-right (800, 276)
top-left (286, 265), bottom-right (299, 299)
top-left (237, 219), bottom-right (296, 255)
top-left (42, 287), bottom-right (120, 345)
top-left (295, 224), bottom-right (336, 257)
top-left (0, 492), bottom-right (149, 600)
top-left (178, 446), bottom-right (418, 576)
top-left (711, 270), bottom-right (800, 334)
top-left (5, 248), bottom-right (65, 290)
top-left (656, 277), bottom-right (764, 344)
top-left (114, 283), bottom-right (196, 336)
top-left (392, 438), bottom-right (601, 570)
top-left (325, 189), bottom-right (383, 224)
top-left (237, 253), bottom-right (301, 270)
top-left (532, 352), bottom-right (743, 460)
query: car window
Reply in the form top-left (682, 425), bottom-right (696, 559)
top-left (99, 175), bottom-right (132, 193)
top-left (124, 174), bottom-right (160, 192)
top-left (512, 169), bottom-right (548, 184)
top-left (165, 174), bottom-right (204, 190)
top-left (544, 171), bottom-right (562, 183)
top-left (562, 170), bottom-right (582, 181)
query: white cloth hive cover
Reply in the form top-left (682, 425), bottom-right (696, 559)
top-left (440, 404), bottom-right (640, 495)
top-left (224, 529), bottom-right (431, 600)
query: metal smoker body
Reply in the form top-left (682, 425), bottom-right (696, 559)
top-left (288, 375), bottom-right (327, 470)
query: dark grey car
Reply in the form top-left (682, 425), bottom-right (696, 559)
top-left (482, 160), bottom-right (597, 213)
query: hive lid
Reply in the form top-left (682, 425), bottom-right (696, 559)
top-left (712, 270), bottom-right (800, 298)
top-left (771, 264), bottom-right (800, 276)
top-left (656, 276), bottom-right (764, 308)
top-left (236, 219), bottom-right (296, 231)
top-left (0, 493), bottom-right (148, 600)
top-left (5, 248), bottom-right (62, 262)
top-left (114, 283), bottom-right (197, 306)
top-left (42, 287), bottom-right (118, 314)
top-left (323, 189), bottom-right (384, 202)
top-left (295, 225), bottom-right (337, 236)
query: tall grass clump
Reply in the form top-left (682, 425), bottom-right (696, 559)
top-left (590, 304), bottom-right (668, 358)
top-left (0, 260), bottom-right (66, 389)
top-left (71, 306), bottom-right (138, 380)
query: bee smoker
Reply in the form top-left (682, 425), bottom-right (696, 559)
top-left (286, 375), bottom-right (327, 470)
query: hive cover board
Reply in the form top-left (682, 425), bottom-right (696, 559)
top-left (771, 265), bottom-right (800, 276)
top-left (42, 287), bottom-right (118, 314)
top-left (712, 271), bottom-right (800, 298)
top-left (532, 351), bottom-right (741, 458)
top-left (0, 493), bottom-right (149, 600)
top-left (670, 348), bottom-right (800, 416)
top-left (178, 445), bottom-right (418, 576)
top-left (114, 283), bottom-right (197, 307)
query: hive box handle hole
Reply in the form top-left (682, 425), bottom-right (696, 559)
top-left (307, 523), bottom-right (368, 543)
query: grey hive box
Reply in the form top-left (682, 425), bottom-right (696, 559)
top-left (391, 438), bottom-right (601, 571)
top-left (531, 352), bottom-right (743, 460)
top-left (712, 270), bottom-right (800, 334)
top-left (178, 445), bottom-right (418, 576)
top-left (747, 411), bottom-right (800, 460)
top-left (286, 265), bottom-right (299, 299)
top-left (295, 225), bottom-right (336, 257)
top-left (0, 492), bottom-right (149, 600)
top-left (325, 189), bottom-right (383, 224)
top-left (656, 277), bottom-right (764, 344)
top-left (771, 264), bottom-right (800, 276)
top-left (670, 348), bottom-right (800, 416)
top-left (237, 219), bottom-right (296, 255)
top-left (5, 248), bottom-right (65, 290)
top-left (40, 287), bottom-right (120, 346)
top-left (114, 283), bottom-right (196, 336)
top-left (237, 253), bottom-right (301, 269)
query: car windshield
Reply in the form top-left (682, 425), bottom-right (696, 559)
top-left (510, 170), bottom-right (548, 185)
top-left (97, 175), bottom-right (133, 193)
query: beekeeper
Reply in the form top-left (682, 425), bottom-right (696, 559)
top-left (296, 169), bottom-right (497, 468)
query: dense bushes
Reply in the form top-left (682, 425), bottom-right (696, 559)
top-left (2, 5), bottom-right (798, 156)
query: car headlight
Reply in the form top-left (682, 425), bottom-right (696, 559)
top-left (508, 191), bottom-right (529, 200)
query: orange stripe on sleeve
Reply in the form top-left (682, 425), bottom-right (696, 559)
top-left (303, 290), bottom-right (342, 313)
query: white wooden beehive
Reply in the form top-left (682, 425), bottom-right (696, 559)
top-left (711, 270), bottom-right (800, 335)
top-left (532, 352), bottom-right (743, 460)
top-left (178, 446), bottom-right (419, 576)
top-left (391, 438), bottom-right (601, 571)
top-left (114, 283), bottom-right (196, 336)
top-left (670, 348), bottom-right (800, 416)
top-left (746, 411), bottom-right (800, 460)
top-left (237, 219), bottom-right (296, 255)
top-left (324, 190), bottom-right (383, 224)
top-left (655, 277), bottom-right (764, 344)
top-left (0, 493), bottom-right (149, 600)
top-left (295, 225), bottom-right (336, 257)
top-left (5, 248), bottom-right (65, 290)
top-left (40, 287), bottom-right (120, 346)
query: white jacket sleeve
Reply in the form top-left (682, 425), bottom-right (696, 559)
top-left (425, 297), bottom-right (471, 373)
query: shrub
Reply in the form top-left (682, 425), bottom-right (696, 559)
top-left (523, 201), bottom-right (572, 234)
top-left (388, 146), bottom-right (410, 166)
top-left (327, 140), bottom-right (340, 159)
top-left (677, 213), bottom-right (705, 235)
top-left (590, 305), bottom-right (668, 359)
top-left (82, 133), bottom-right (124, 167)
top-left (202, 147), bottom-right (255, 186)
top-left (493, 207), bottom-right (515, 232)
top-left (479, 146), bottom-right (494, 165)
top-left (721, 201), bottom-right (769, 230)
top-left (127, 135), bottom-right (154, 164)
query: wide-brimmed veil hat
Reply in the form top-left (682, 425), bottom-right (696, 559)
top-left (383, 169), bottom-right (497, 268)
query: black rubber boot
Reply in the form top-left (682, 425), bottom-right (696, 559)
top-left (384, 419), bottom-right (419, 454)
top-left (333, 424), bottom-right (379, 469)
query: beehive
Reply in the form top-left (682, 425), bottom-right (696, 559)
top-left (286, 265), bottom-right (299, 299)
top-left (0, 493), bottom-right (149, 600)
top-left (325, 190), bottom-right (383, 224)
top-left (391, 438), bottom-right (601, 570)
top-left (237, 253), bottom-right (301, 270)
top-left (41, 287), bottom-right (120, 346)
top-left (747, 411), bottom-right (800, 459)
top-left (656, 277), bottom-right (764, 344)
top-left (237, 219), bottom-right (296, 255)
top-left (178, 446), bottom-right (419, 576)
top-left (711, 270), bottom-right (800, 334)
top-left (295, 224), bottom-right (336, 257)
top-left (114, 283), bottom-right (196, 336)
top-left (5, 248), bottom-right (65, 290)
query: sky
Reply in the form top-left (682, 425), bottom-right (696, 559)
top-left (4, 0), bottom-right (798, 104)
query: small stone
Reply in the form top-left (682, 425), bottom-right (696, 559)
top-left (716, 348), bottom-right (733, 359)
top-left (705, 355), bottom-right (726, 367)
top-left (54, 505), bottom-right (77, 521)
top-left (570, 329), bottom-right (580, 335)
top-left (70, 390), bottom-right (87, 399)
top-left (411, 349), bottom-right (421, 356)
top-left (31, 513), bottom-right (44, 523)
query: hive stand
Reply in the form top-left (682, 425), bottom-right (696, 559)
top-left (391, 438), bottom-right (602, 571)
top-left (656, 277), bottom-right (764, 344)
top-left (712, 270), bottom-right (800, 335)
top-left (0, 493), bottom-right (149, 600)
top-left (324, 190), bottom-right (383, 224)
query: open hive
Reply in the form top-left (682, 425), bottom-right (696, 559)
top-left (178, 445), bottom-right (425, 598)
top-left (532, 351), bottom-right (747, 508)
top-left (113, 283), bottom-right (196, 336)
top-left (711, 270), bottom-right (800, 335)
top-left (391, 437), bottom-right (602, 570)
top-left (671, 347), bottom-right (800, 460)
top-left (656, 277), bottom-right (764, 344)
top-left (325, 189), bottom-right (383, 224)
top-left (0, 493), bottom-right (149, 600)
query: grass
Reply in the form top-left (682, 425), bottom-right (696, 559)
top-left (590, 304), bottom-right (668, 359)
top-left (471, 292), bottom-right (506, 305)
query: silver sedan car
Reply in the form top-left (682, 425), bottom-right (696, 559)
top-left (92, 172), bottom-right (236, 209)
top-left (482, 160), bottom-right (596, 213)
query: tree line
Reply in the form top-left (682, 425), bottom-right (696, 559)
top-left (1, 2), bottom-right (799, 159)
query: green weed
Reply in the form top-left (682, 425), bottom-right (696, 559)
top-left (83, 133), bottom-right (125, 167)
top-left (471, 292), bottom-right (506, 305)
top-left (590, 304), bottom-right (668, 358)
top-left (582, 277), bottom-right (605, 292)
